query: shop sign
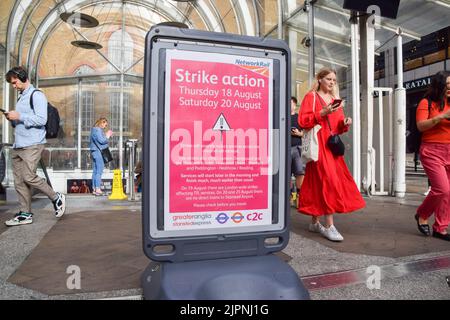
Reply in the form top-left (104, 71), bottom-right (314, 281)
top-left (404, 76), bottom-right (431, 91)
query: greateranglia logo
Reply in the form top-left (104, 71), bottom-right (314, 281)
top-left (235, 59), bottom-right (270, 68)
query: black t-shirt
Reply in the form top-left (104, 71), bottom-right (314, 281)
top-left (291, 113), bottom-right (302, 147)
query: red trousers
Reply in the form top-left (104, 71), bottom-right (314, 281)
top-left (417, 142), bottom-right (450, 233)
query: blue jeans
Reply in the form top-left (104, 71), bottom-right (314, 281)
top-left (91, 150), bottom-right (104, 189)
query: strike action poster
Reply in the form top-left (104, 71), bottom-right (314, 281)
top-left (164, 50), bottom-right (273, 231)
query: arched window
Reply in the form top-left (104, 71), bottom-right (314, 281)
top-left (74, 65), bottom-right (95, 75)
top-left (108, 29), bottom-right (134, 72)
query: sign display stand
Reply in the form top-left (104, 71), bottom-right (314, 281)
top-left (142, 255), bottom-right (309, 300)
top-left (141, 25), bottom-right (309, 300)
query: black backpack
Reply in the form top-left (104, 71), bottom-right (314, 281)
top-left (30, 89), bottom-right (60, 139)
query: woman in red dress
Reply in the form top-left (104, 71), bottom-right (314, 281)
top-left (298, 67), bottom-right (365, 241)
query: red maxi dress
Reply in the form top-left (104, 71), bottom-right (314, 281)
top-left (298, 91), bottom-right (365, 216)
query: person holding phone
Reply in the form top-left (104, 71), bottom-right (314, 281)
top-left (3, 66), bottom-right (66, 227)
top-left (290, 96), bottom-right (305, 207)
top-left (90, 117), bottom-right (113, 196)
top-left (330, 99), bottom-right (343, 110)
top-left (297, 67), bottom-right (365, 242)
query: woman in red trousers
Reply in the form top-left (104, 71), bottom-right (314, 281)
top-left (415, 70), bottom-right (450, 241)
top-left (298, 67), bottom-right (365, 242)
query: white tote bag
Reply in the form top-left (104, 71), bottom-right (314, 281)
top-left (301, 92), bottom-right (321, 164)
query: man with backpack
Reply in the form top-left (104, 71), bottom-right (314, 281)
top-left (3, 66), bottom-right (66, 226)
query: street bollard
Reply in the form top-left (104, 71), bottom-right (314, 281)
top-left (126, 139), bottom-right (138, 201)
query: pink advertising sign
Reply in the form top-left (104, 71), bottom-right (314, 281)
top-left (164, 50), bottom-right (273, 231)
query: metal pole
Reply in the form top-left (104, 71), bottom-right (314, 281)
top-left (277, 0), bottom-right (283, 39)
top-left (2, 60), bottom-right (11, 186)
top-left (350, 12), bottom-right (361, 190)
top-left (378, 89), bottom-right (384, 193)
top-left (252, 0), bottom-right (261, 36)
top-left (1, 3), bottom-right (19, 188)
top-left (127, 139), bottom-right (138, 201)
top-left (388, 90), bottom-right (394, 195)
top-left (359, 15), bottom-right (375, 195)
top-left (288, 29), bottom-right (298, 97)
top-left (307, 0), bottom-right (315, 86)
top-left (393, 28), bottom-right (406, 198)
top-left (77, 78), bottom-right (82, 169)
top-left (119, 1), bottom-right (125, 171)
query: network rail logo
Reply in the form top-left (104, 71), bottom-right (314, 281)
top-left (235, 59), bottom-right (270, 68)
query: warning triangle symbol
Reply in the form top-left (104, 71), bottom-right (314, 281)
top-left (212, 113), bottom-right (231, 131)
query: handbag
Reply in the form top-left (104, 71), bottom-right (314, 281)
top-left (326, 117), bottom-right (345, 156)
top-left (301, 92), bottom-right (321, 163)
top-left (93, 138), bottom-right (113, 164)
top-left (100, 147), bottom-right (113, 164)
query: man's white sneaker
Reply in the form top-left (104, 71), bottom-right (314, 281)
top-left (53, 192), bottom-right (66, 218)
top-left (5, 212), bottom-right (33, 226)
top-left (320, 225), bottom-right (344, 242)
top-left (309, 222), bottom-right (325, 233)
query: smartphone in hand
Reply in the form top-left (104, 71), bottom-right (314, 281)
top-left (330, 99), bottom-right (343, 109)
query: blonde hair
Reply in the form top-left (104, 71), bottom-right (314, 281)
top-left (94, 117), bottom-right (108, 127)
top-left (310, 67), bottom-right (339, 97)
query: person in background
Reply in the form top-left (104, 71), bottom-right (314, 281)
top-left (297, 67), bottom-right (365, 242)
top-left (3, 66), bottom-right (66, 226)
top-left (79, 180), bottom-right (91, 194)
top-left (134, 161), bottom-right (143, 193)
top-left (415, 70), bottom-right (450, 241)
top-left (90, 117), bottom-right (112, 196)
top-left (290, 96), bottom-right (305, 208)
top-left (69, 181), bottom-right (80, 193)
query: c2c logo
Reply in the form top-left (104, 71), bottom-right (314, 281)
top-left (246, 212), bottom-right (263, 221)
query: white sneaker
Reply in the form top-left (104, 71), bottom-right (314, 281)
top-left (309, 222), bottom-right (325, 233)
top-left (320, 225), bottom-right (344, 242)
top-left (5, 212), bottom-right (33, 226)
top-left (53, 192), bottom-right (66, 218)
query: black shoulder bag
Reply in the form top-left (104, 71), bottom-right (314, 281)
top-left (93, 137), bottom-right (113, 164)
top-left (326, 117), bottom-right (345, 156)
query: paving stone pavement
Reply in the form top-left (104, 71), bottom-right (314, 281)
top-left (0, 178), bottom-right (449, 300)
